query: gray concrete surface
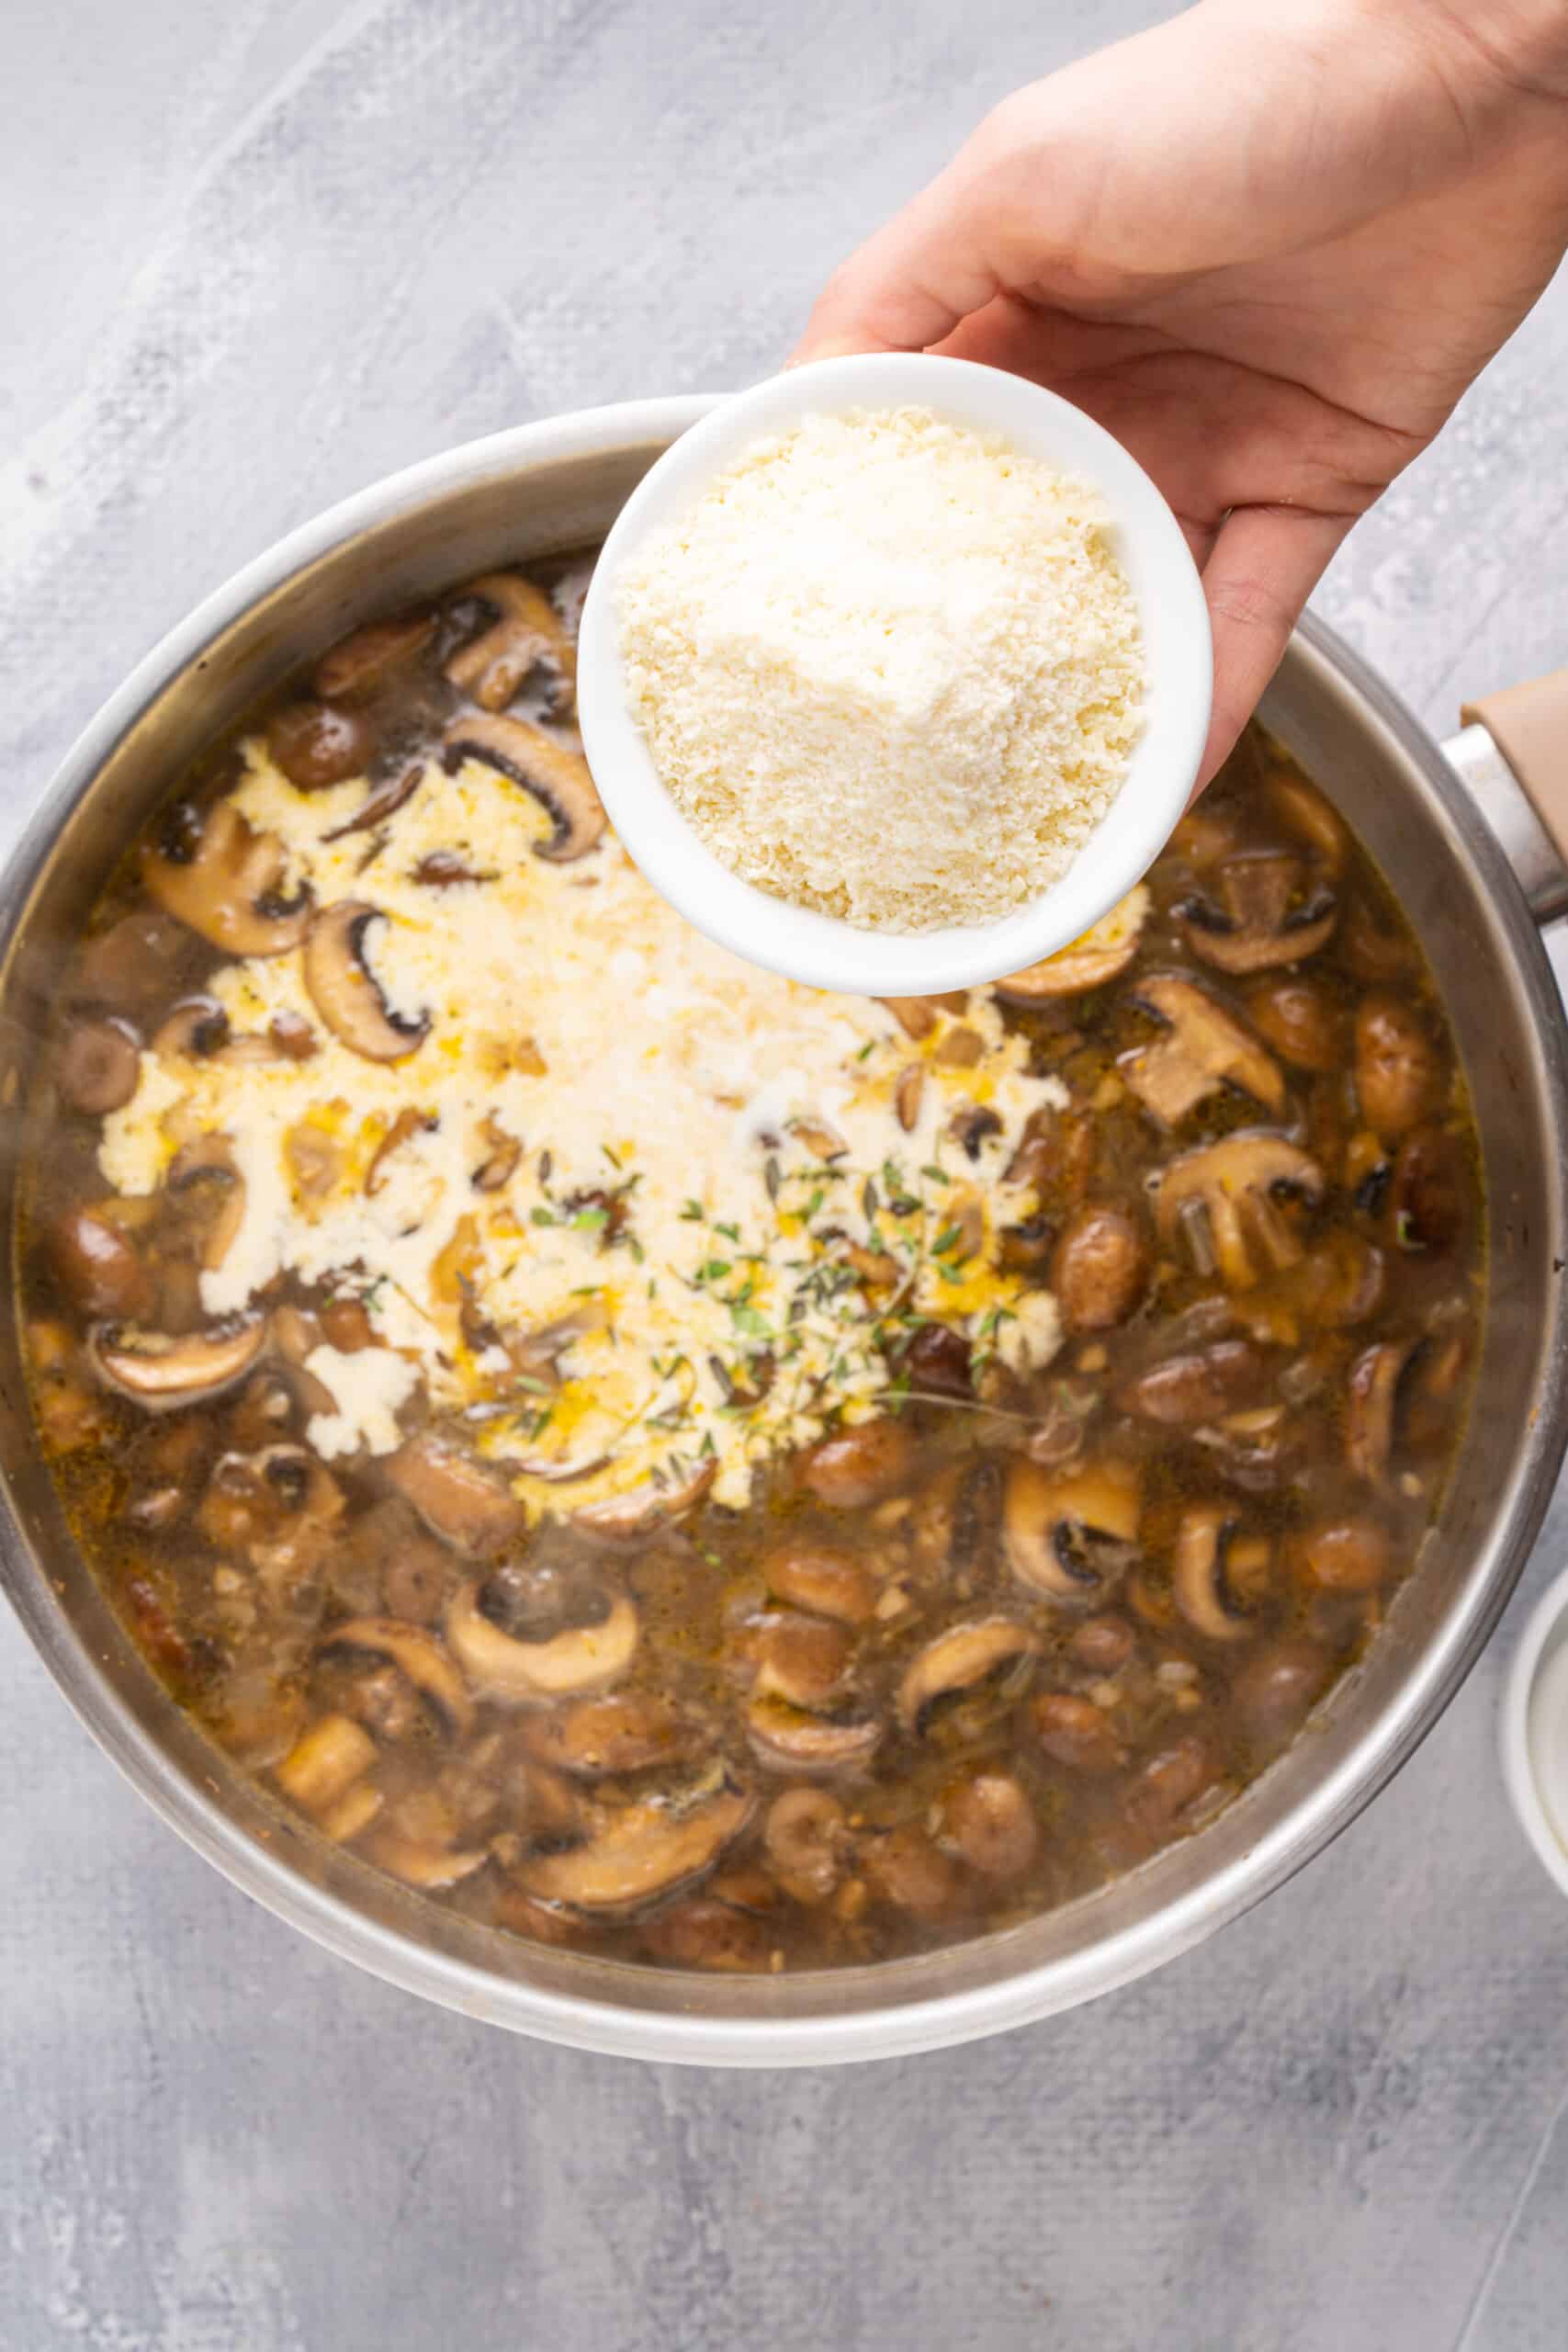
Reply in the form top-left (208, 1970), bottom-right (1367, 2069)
top-left (5, 3), bottom-right (1568, 2345)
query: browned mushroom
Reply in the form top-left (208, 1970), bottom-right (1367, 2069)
top-left (275, 1713), bottom-right (379, 1829)
top-left (357, 1823), bottom-right (490, 1890)
top-left (46, 1207), bottom-right (152, 1321)
top-left (1175, 853), bottom-right (1337, 975)
top-left (141, 803), bottom-right (311, 957)
top-left (516, 1692), bottom-right (690, 1778)
top-left (68, 907), bottom-right (189, 1021)
top-left (1240, 974), bottom-right (1343, 1074)
top-left (640, 1898), bottom-right (772, 1973)
top-left (517, 1778), bottom-right (754, 1916)
top-left (445, 1577), bottom-right (637, 1702)
top-left (1030, 1691), bottom-right (1126, 1773)
top-left (1005, 1457), bottom-right (1141, 1602)
top-left (762, 1542), bottom-right (878, 1624)
top-left (313, 609), bottom-right (436, 703)
top-left (1262, 771), bottom-right (1349, 874)
top-left (167, 1136), bottom-right (246, 1274)
top-left (321, 762), bottom-right (427, 842)
top-left (745, 1611), bottom-right (856, 1711)
top-left (1156, 1132), bottom-right (1325, 1287)
top-left (897, 1618), bottom-right (1041, 1736)
top-left (1114, 1334), bottom-right (1271, 1426)
top-left (1298, 1514), bottom-right (1392, 1592)
top-left (1122, 976), bottom-right (1284, 1125)
top-left (1354, 996), bottom-right (1443, 1140)
top-left (317, 1616), bottom-right (475, 1738)
top-left (51, 1016), bottom-right (141, 1114)
top-left (265, 700), bottom-right (374, 792)
top-left (894, 1064), bottom-right (924, 1132)
top-left (862, 1823), bottom-right (969, 1920)
top-left (941, 1770), bottom-right (1040, 1879)
top-left (1345, 1340), bottom-right (1417, 1490)
top-left (764, 1787), bottom-right (850, 1904)
top-left (1172, 1504), bottom-right (1273, 1641)
top-left (383, 1431), bottom-right (527, 1555)
top-left (89, 1315), bottom-right (268, 1410)
top-left (1051, 1204), bottom-right (1148, 1333)
top-left (745, 1686), bottom-right (883, 1771)
top-left (800, 1418), bottom-right (918, 1510)
top-left (571, 1457), bottom-right (716, 1542)
top-left (1233, 1639), bottom-right (1334, 1748)
top-left (878, 992), bottom-right (968, 1040)
top-left (302, 901), bottom-right (430, 1062)
top-left (1389, 1124), bottom-right (1473, 1257)
top-left (444, 572), bottom-right (577, 716)
top-left (444, 714), bottom-right (604, 862)
top-left (995, 894), bottom-right (1146, 1001)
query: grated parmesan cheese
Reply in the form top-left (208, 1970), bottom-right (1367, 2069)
top-left (616, 406), bottom-right (1145, 933)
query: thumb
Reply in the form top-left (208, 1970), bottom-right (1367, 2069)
top-left (791, 114), bottom-right (1030, 363)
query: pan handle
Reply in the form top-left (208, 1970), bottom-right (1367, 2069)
top-left (1448, 669), bottom-right (1568, 926)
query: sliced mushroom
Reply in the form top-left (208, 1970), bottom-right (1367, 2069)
top-left (51, 1015), bottom-right (141, 1114)
top-left (321, 762), bottom-right (426, 842)
top-left (1122, 975), bottom-right (1283, 1124)
top-left (446, 1578), bottom-right (637, 1702)
top-left (1345, 1339), bottom-right (1416, 1491)
top-left (764, 1787), bottom-right (849, 1905)
top-left (571, 1458), bottom-right (716, 1542)
top-left (152, 995), bottom-right (231, 1059)
top-left (141, 802), bottom-right (311, 957)
top-left (516, 1691), bottom-right (690, 1778)
top-left (1172, 1504), bottom-right (1273, 1641)
top-left (302, 900), bottom-right (430, 1062)
top-left (357, 1825), bottom-right (489, 1890)
top-left (1263, 771), bottom-right (1349, 875)
top-left (995, 890), bottom-right (1147, 1001)
top-left (444, 572), bottom-right (577, 716)
top-left (517, 1779), bottom-right (753, 1917)
top-left (1031, 1690), bottom-right (1126, 1773)
top-left (167, 1136), bottom-right (245, 1272)
top-left (275, 1713), bottom-right (378, 1818)
top-left (443, 714), bottom-right (604, 863)
top-left (89, 1316), bottom-right (268, 1410)
top-left (317, 1616), bottom-right (475, 1737)
top-left (640, 1898), bottom-right (772, 1973)
top-left (471, 1115), bottom-right (523, 1193)
top-left (1156, 1132), bottom-right (1325, 1288)
top-left (896, 1618), bottom-right (1041, 1736)
top-left (894, 1064), bottom-right (924, 1132)
top-left (746, 1695), bottom-right (884, 1773)
top-left (1004, 1457), bottom-right (1141, 1602)
top-left (1298, 1514), bottom-right (1392, 1592)
top-left (747, 1611), bottom-right (855, 1711)
top-left (313, 609), bottom-right (436, 703)
top-left (1175, 854), bottom-right (1337, 975)
top-left (383, 1431), bottom-right (527, 1555)
top-left (365, 1107), bottom-right (436, 1195)
top-left (878, 992), bottom-right (968, 1040)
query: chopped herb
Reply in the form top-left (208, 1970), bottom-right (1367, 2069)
top-left (714, 1220), bottom-right (740, 1242)
top-left (538, 1149), bottom-right (553, 1184)
top-left (511, 1374), bottom-right (553, 1396)
top-left (1394, 1209), bottom-right (1423, 1250)
top-left (627, 1235), bottom-right (646, 1264)
top-left (861, 1178), bottom-right (878, 1221)
top-left (571, 1206), bottom-right (609, 1230)
top-left (856, 1039), bottom-right (874, 1061)
top-left (698, 1430), bottom-right (717, 1459)
top-left (805, 1187), bottom-right (825, 1221)
top-left (697, 1259), bottom-right (732, 1283)
top-left (680, 1198), bottom-right (705, 1222)
top-left (921, 1163), bottom-right (949, 1184)
top-left (529, 1205), bottom-right (557, 1227)
top-left (729, 1302), bottom-right (770, 1339)
top-left (601, 1144), bottom-right (623, 1169)
top-left (763, 1155), bottom-right (782, 1204)
top-left (931, 1223), bottom-right (963, 1257)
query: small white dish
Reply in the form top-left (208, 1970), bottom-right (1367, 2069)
top-left (577, 353), bottom-right (1212, 997)
top-left (1499, 1561), bottom-right (1568, 1901)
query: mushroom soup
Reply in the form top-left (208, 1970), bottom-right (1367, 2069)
top-left (19, 552), bottom-right (1483, 1972)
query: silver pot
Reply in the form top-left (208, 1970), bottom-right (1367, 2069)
top-left (2, 398), bottom-right (1565, 2066)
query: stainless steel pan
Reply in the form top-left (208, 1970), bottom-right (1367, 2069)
top-left (2, 398), bottom-right (1564, 2065)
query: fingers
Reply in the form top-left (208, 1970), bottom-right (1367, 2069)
top-left (1195, 506), bottom-right (1351, 793)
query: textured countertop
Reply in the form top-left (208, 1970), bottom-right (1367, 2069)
top-left (5, 4), bottom-right (1568, 2346)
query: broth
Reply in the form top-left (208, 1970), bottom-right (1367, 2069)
top-left (18, 551), bottom-right (1483, 1973)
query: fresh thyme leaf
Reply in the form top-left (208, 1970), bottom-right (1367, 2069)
top-left (529, 1206), bottom-right (557, 1227)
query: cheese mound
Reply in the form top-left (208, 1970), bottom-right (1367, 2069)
top-left (616, 406), bottom-right (1145, 933)
top-left (99, 740), bottom-right (1110, 1515)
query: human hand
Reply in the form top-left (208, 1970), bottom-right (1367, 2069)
top-left (795, 0), bottom-right (1568, 784)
